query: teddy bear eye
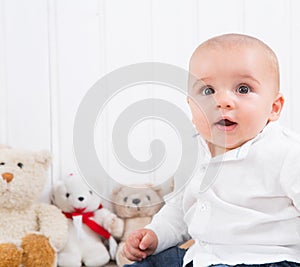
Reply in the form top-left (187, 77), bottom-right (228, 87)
top-left (17, 162), bottom-right (23, 169)
top-left (146, 195), bottom-right (151, 201)
top-left (0, 162), bottom-right (5, 166)
top-left (123, 197), bottom-right (128, 202)
top-left (66, 193), bottom-right (70, 198)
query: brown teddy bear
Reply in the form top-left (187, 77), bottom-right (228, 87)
top-left (0, 146), bottom-right (68, 267)
top-left (112, 185), bottom-right (164, 267)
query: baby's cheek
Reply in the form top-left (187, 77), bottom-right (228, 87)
top-left (192, 114), bottom-right (210, 131)
top-left (195, 125), bottom-right (212, 143)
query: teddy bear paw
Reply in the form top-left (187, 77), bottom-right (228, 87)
top-left (0, 243), bottom-right (22, 267)
top-left (116, 242), bottom-right (133, 267)
top-left (57, 252), bottom-right (82, 267)
top-left (84, 242), bottom-right (110, 267)
top-left (21, 233), bottom-right (55, 267)
top-left (109, 217), bottom-right (124, 238)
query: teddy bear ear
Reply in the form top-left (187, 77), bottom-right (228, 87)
top-left (34, 150), bottom-right (52, 168)
top-left (50, 180), bottom-right (65, 204)
top-left (155, 176), bottom-right (174, 196)
top-left (49, 189), bottom-right (56, 204)
top-left (153, 186), bottom-right (163, 196)
top-left (112, 186), bottom-right (123, 197)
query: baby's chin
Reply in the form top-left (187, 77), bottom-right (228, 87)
top-left (207, 139), bottom-right (249, 156)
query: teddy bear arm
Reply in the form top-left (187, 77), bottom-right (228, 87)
top-left (35, 203), bottom-right (68, 251)
top-left (94, 208), bottom-right (124, 238)
top-left (93, 208), bottom-right (112, 225)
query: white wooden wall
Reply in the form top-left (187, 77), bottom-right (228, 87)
top-left (1, 0), bottom-right (300, 196)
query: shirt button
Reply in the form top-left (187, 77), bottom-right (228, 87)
top-left (200, 203), bottom-right (207, 211)
top-left (200, 241), bottom-right (207, 246)
top-left (200, 165), bottom-right (207, 172)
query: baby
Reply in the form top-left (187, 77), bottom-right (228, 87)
top-left (122, 33), bottom-right (300, 267)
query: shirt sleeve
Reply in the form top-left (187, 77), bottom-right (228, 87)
top-left (280, 147), bottom-right (300, 211)
top-left (145, 191), bottom-right (190, 253)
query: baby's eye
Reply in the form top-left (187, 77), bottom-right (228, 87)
top-left (237, 85), bottom-right (251, 94)
top-left (201, 87), bottom-right (215, 96)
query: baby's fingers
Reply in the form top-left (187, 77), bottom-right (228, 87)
top-left (123, 242), bottom-right (146, 261)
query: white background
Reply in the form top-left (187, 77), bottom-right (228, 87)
top-left (1, 0), bottom-right (300, 196)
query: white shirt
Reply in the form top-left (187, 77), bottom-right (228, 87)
top-left (147, 122), bottom-right (300, 266)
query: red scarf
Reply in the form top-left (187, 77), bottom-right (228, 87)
top-left (63, 204), bottom-right (111, 239)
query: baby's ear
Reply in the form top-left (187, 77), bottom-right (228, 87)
top-left (35, 150), bottom-right (52, 168)
top-left (269, 93), bottom-right (284, 122)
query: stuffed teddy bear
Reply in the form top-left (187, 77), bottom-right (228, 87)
top-left (112, 185), bottom-right (164, 267)
top-left (0, 145), bottom-right (68, 267)
top-left (51, 173), bottom-right (124, 267)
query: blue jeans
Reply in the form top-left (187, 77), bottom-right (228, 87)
top-left (123, 245), bottom-right (300, 267)
top-left (123, 245), bottom-right (189, 267)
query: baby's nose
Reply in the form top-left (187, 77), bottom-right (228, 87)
top-left (1, 172), bottom-right (14, 183)
top-left (215, 91), bottom-right (235, 109)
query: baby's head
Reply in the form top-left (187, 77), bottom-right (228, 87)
top-left (188, 33), bottom-right (284, 156)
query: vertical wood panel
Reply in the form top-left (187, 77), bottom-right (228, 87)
top-left (55, 0), bottom-right (101, 178)
top-left (3, 0), bottom-right (51, 150)
top-left (47, 0), bottom-right (61, 182)
top-left (105, 0), bottom-right (152, 71)
top-left (197, 0), bottom-right (244, 42)
top-left (100, 0), bottom-right (154, 187)
top-left (0, 0), bottom-right (8, 144)
top-left (95, 0), bottom-right (108, 177)
top-left (243, 0), bottom-right (291, 129)
top-left (151, 0), bottom-right (198, 68)
top-left (290, 0), bottom-right (300, 133)
top-left (1, 0), bottom-right (51, 202)
top-left (149, 0), bottom-right (198, 184)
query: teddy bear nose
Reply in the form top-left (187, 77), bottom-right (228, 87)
top-left (78, 196), bottom-right (84, 202)
top-left (1, 172), bottom-right (14, 183)
top-left (132, 198), bottom-right (141, 205)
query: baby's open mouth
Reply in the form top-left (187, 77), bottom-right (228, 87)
top-left (215, 118), bottom-right (238, 131)
top-left (216, 119), bottom-right (237, 127)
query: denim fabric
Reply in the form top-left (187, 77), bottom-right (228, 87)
top-left (217, 262), bottom-right (300, 267)
top-left (123, 245), bottom-right (300, 267)
top-left (123, 245), bottom-right (188, 267)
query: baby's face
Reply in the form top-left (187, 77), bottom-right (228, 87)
top-left (188, 44), bottom-right (283, 156)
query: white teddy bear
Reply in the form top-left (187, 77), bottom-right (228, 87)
top-left (51, 173), bottom-right (124, 267)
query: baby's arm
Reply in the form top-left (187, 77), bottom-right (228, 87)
top-left (123, 229), bottom-right (158, 262)
top-left (145, 191), bottom-right (189, 253)
top-left (280, 148), bottom-right (300, 210)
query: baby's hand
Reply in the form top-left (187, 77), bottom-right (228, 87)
top-left (123, 229), bottom-right (158, 262)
